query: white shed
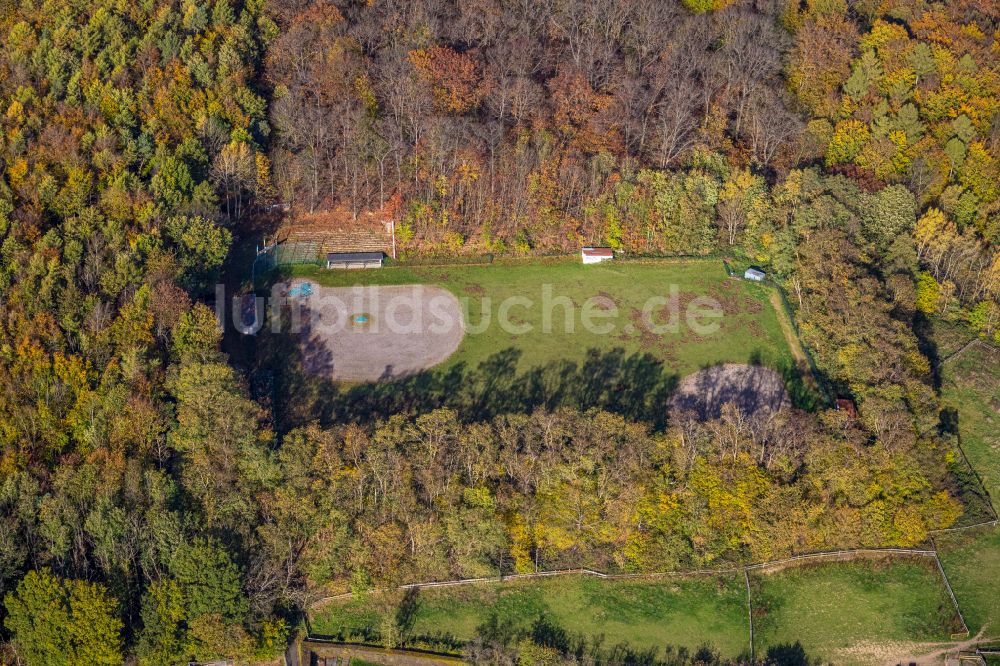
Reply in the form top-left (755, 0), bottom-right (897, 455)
top-left (744, 267), bottom-right (766, 281)
top-left (581, 247), bottom-right (614, 264)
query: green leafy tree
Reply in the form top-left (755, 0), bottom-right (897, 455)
top-left (168, 362), bottom-right (273, 529)
top-left (170, 303), bottom-right (223, 363)
top-left (861, 184), bottom-right (916, 251)
top-left (169, 537), bottom-right (249, 622)
top-left (4, 569), bottom-right (123, 666)
top-left (186, 614), bottom-right (254, 662)
top-left (164, 215), bottom-right (232, 293)
top-left (915, 272), bottom-right (941, 315)
top-left (136, 580), bottom-right (187, 666)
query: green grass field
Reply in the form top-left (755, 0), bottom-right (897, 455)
top-left (287, 258), bottom-right (792, 377)
top-left (940, 339), bottom-right (1000, 503)
top-left (751, 559), bottom-right (962, 665)
top-left (933, 332), bottom-right (1000, 644)
top-left (268, 259), bottom-right (812, 426)
top-left (310, 574), bottom-right (751, 658)
top-left (936, 525), bottom-right (1000, 639)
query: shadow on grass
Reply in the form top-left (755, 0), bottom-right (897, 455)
top-left (309, 593), bottom-right (465, 655)
top-left (256, 333), bottom-right (828, 433)
top-left (311, 589), bottom-right (820, 666)
top-left (243, 265), bottom-right (828, 430)
top-left (266, 339), bottom-right (682, 431)
top-left (775, 357), bottom-right (825, 412)
top-left (248, 277), bottom-right (829, 430)
top-left (495, 613), bottom-right (815, 666)
top-left (396, 588), bottom-right (421, 636)
top-left (933, 408), bottom-right (998, 525)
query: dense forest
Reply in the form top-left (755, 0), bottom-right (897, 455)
top-left (0, 0), bottom-right (997, 663)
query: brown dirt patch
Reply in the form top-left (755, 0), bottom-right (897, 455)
top-left (593, 291), bottom-right (618, 311)
top-left (835, 628), bottom-right (986, 666)
top-left (289, 281), bottom-right (465, 382)
top-left (670, 363), bottom-right (789, 420)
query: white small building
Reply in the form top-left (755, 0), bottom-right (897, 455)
top-left (581, 247), bottom-right (614, 264)
top-left (744, 267), bottom-right (766, 281)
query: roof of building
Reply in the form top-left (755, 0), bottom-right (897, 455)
top-left (582, 247), bottom-right (614, 257)
top-left (326, 252), bottom-right (384, 262)
top-left (835, 397), bottom-right (859, 419)
top-left (745, 267), bottom-right (766, 276)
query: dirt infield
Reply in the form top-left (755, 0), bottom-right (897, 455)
top-left (670, 363), bottom-right (789, 419)
top-left (289, 281), bottom-right (465, 382)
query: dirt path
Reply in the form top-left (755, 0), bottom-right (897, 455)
top-left (303, 640), bottom-right (462, 666)
top-left (768, 290), bottom-right (821, 395)
top-left (828, 629), bottom-right (988, 666)
top-left (891, 628), bottom-right (989, 666)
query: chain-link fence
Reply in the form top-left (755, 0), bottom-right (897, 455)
top-left (252, 241), bottom-right (323, 289)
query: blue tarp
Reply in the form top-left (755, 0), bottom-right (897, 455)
top-left (289, 282), bottom-right (314, 297)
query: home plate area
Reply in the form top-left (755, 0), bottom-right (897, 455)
top-left (289, 281), bottom-right (465, 382)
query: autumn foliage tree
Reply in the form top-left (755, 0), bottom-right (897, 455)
top-left (0, 0), bottom-right (284, 661)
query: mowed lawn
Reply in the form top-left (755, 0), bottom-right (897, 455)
top-left (750, 560), bottom-right (961, 665)
top-left (310, 574), bottom-right (751, 658)
top-left (288, 258), bottom-right (793, 378)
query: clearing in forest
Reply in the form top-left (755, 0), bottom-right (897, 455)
top-left (283, 258), bottom-right (792, 376)
top-left (265, 259), bottom-right (812, 426)
top-left (286, 280), bottom-right (465, 382)
top-left (308, 574), bottom-right (751, 658)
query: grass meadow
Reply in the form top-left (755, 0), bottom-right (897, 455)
top-left (309, 574), bottom-right (751, 658)
top-left (939, 339), bottom-right (1000, 503)
top-left (933, 333), bottom-right (1000, 645)
top-left (310, 560), bottom-right (967, 664)
top-left (935, 525), bottom-right (1000, 639)
top-left (750, 559), bottom-right (962, 665)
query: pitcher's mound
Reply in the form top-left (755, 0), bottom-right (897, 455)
top-left (670, 363), bottom-right (789, 420)
top-left (288, 281), bottom-right (465, 382)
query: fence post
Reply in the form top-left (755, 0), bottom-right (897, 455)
top-left (931, 537), bottom-right (972, 639)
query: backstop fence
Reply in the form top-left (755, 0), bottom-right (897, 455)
top-left (252, 241), bottom-right (323, 289)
